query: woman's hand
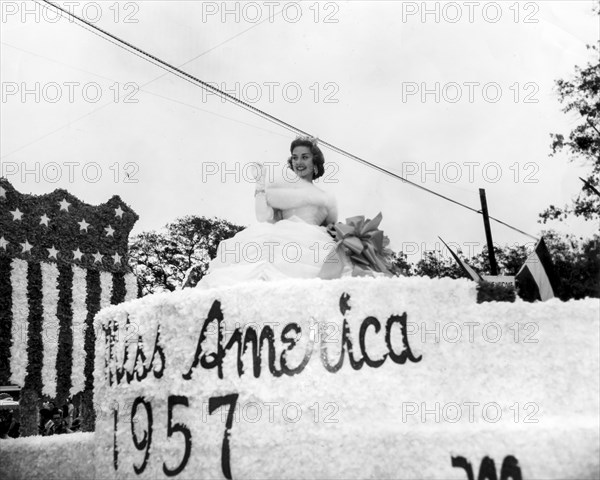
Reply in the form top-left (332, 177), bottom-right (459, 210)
top-left (251, 162), bottom-right (267, 193)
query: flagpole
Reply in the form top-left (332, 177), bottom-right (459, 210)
top-left (479, 189), bottom-right (499, 275)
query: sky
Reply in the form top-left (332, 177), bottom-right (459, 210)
top-left (1, 0), bottom-right (598, 264)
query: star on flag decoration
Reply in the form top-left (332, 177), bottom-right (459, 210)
top-left (0, 178), bottom-right (138, 272)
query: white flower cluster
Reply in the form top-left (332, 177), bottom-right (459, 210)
top-left (9, 259), bottom-right (28, 386)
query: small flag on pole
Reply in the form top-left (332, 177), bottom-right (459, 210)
top-left (515, 237), bottom-right (560, 301)
top-left (438, 237), bottom-right (483, 282)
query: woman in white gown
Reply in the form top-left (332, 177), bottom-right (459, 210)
top-left (197, 136), bottom-right (343, 288)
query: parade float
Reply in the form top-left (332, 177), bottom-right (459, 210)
top-left (1, 178), bottom-right (598, 479)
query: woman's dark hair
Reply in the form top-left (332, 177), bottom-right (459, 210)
top-left (287, 138), bottom-right (325, 180)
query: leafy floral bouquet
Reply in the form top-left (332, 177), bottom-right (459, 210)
top-left (320, 212), bottom-right (399, 278)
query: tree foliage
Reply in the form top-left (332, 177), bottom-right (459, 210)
top-left (390, 251), bottom-right (413, 277)
top-left (413, 251), bottom-right (465, 279)
top-left (540, 39), bottom-right (600, 223)
top-left (128, 216), bottom-right (245, 295)
top-left (538, 231), bottom-right (600, 300)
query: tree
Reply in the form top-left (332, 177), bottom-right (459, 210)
top-left (540, 34), bottom-right (600, 223)
top-left (537, 230), bottom-right (600, 300)
top-left (412, 250), bottom-right (466, 279)
top-left (128, 216), bottom-right (245, 295)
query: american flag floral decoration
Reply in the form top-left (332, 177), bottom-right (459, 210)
top-left (0, 177), bottom-right (139, 435)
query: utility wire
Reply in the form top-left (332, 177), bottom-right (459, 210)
top-left (38, 0), bottom-right (538, 240)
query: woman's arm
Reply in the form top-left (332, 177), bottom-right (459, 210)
top-left (255, 190), bottom-right (275, 222)
top-left (266, 184), bottom-right (329, 210)
top-left (254, 163), bottom-right (276, 223)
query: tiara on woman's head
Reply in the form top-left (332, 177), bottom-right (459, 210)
top-left (295, 134), bottom-right (319, 147)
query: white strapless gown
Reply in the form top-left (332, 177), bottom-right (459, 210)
top-left (197, 215), bottom-right (339, 289)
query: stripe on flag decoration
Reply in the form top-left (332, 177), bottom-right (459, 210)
top-left (0, 257), bottom-right (12, 386)
top-left (125, 271), bottom-right (139, 301)
top-left (100, 271), bottom-right (114, 309)
top-left (0, 178), bottom-right (139, 435)
top-left (70, 266), bottom-right (88, 398)
top-left (515, 237), bottom-right (560, 301)
top-left (438, 236), bottom-right (483, 282)
top-left (40, 262), bottom-right (60, 398)
top-left (9, 259), bottom-right (28, 387)
top-left (56, 263), bottom-right (74, 406)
